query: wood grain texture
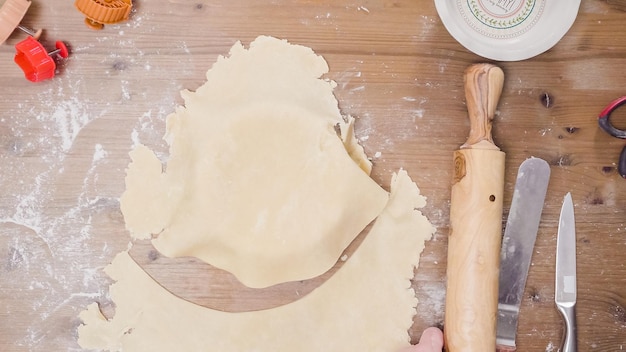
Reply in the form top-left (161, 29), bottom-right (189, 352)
top-left (445, 63), bottom-right (505, 352)
top-left (462, 64), bottom-right (504, 150)
top-left (0, 1), bottom-right (624, 351)
top-left (446, 148), bottom-right (505, 352)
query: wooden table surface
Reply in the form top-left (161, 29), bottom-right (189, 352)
top-left (1, 0), bottom-right (625, 351)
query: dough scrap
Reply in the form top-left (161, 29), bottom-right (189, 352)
top-left (78, 169), bottom-right (435, 352)
top-left (119, 36), bottom-right (389, 288)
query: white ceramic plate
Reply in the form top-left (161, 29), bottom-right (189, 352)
top-left (434, 0), bottom-right (581, 61)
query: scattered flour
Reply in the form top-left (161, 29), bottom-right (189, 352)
top-left (0, 5), bottom-right (190, 351)
top-left (92, 144), bottom-right (108, 163)
top-left (48, 95), bottom-right (100, 153)
top-left (417, 280), bottom-right (446, 327)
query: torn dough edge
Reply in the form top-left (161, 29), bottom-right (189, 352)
top-left (78, 169), bottom-right (435, 352)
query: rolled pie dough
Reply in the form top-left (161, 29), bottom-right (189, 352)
top-left (120, 35), bottom-right (389, 288)
top-left (78, 169), bottom-right (434, 352)
top-left (78, 36), bottom-right (436, 351)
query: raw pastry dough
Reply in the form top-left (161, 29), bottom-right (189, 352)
top-left (119, 36), bottom-right (389, 288)
top-left (78, 36), bottom-right (436, 351)
top-left (78, 170), bottom-right (435, 352)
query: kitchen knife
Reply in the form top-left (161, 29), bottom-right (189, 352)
top-left (445, 63), bottom-right (505, 352)
top-left (496, 157), bottom-right (551, 352)
top-left (555, 193), bottom-right (578, 352)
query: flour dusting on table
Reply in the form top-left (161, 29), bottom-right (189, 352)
top-left (0, 7), bottom-right (191, 350)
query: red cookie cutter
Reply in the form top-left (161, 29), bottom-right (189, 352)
top-left (14, 36), bottom-right (69, 82)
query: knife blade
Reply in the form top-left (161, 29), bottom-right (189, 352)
top-left (555, 192), bottom-right (578, 352)
top-left (495, 157), bottom-right (550, 352)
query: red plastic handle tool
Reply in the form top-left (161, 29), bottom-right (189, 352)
top-left (14, 37), bottom-right (69, 82)
top-left (598, 96), bottom-right (626, 178)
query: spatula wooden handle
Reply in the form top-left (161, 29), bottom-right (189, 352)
top-left (445, 63), bottom-right (505, 352)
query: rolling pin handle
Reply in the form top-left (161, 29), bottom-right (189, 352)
top-left (462, 64), bottom-right (504, 150)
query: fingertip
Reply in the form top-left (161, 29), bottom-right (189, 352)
top-left (420, 327), bottom-right (444, 349)
top-left (402, 327), bottom-right (445, 352)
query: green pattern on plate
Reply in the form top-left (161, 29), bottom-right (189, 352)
top-left (468, 0), bottom-right (535, 29)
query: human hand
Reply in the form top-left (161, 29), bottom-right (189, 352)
top-left (400, 327), bottom-right (444, 352)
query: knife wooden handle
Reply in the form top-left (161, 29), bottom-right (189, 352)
top-left (445, 63), bottom-right (505, 352)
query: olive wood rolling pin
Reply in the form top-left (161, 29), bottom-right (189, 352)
top-left (444, 63), bottom-right (505, 352)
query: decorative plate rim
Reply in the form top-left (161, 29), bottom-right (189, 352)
top-left (435, 0), bottom-right (581, 61)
